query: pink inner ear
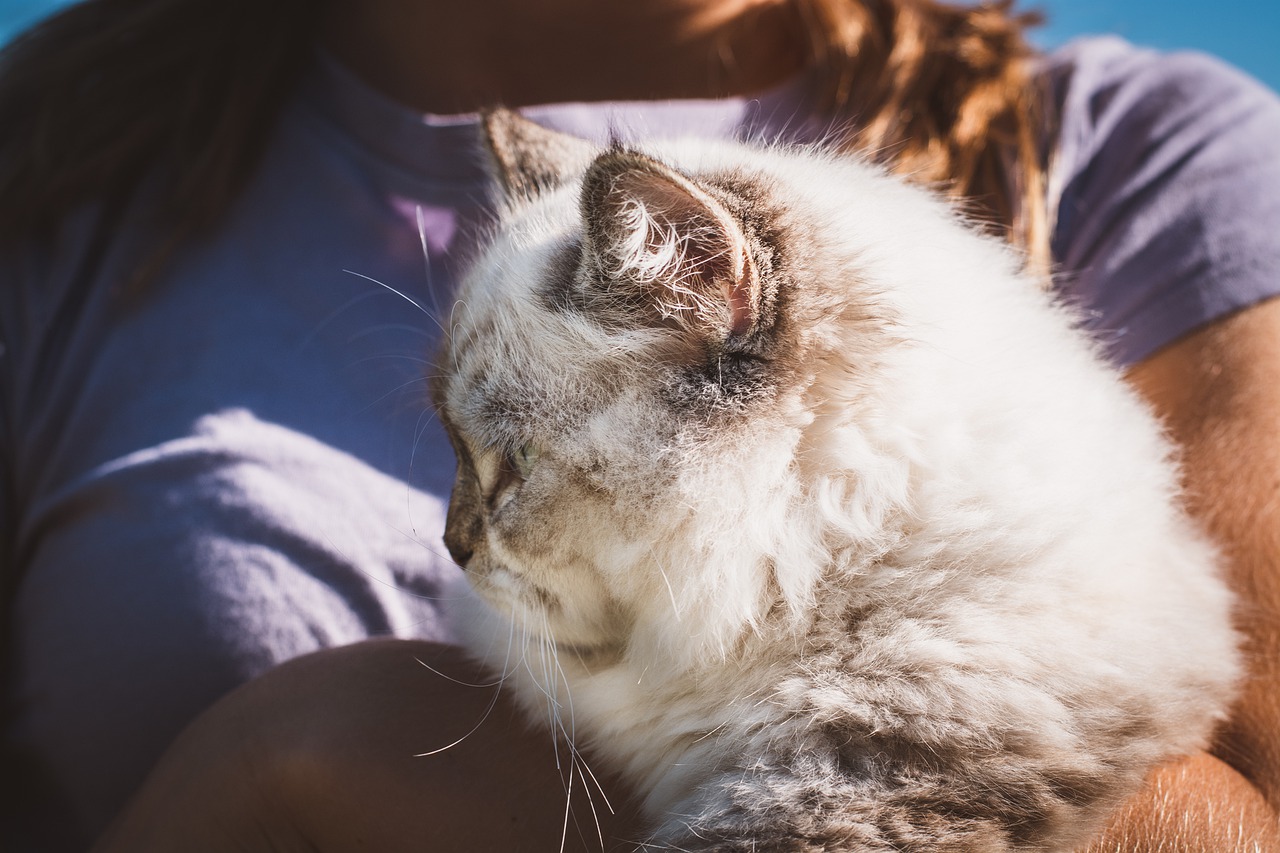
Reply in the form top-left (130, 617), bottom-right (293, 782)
top-left (721, 249), bottom-right (757, 337)
top-left (607, 162), bottom-right (760, 338)
top-left (683, 209), bottom-right (758, 339)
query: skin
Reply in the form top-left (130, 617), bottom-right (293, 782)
top-left (319, 0), bottom-right (808, 113)
top-left (92, 640), bottom-right (645, 852)
top-left (95, 0), bottom-right (1279, 849)
top-left (1084, 297), bottom-right (1280, 852)
top-left (1125, 298), bottom-right (1280, 813)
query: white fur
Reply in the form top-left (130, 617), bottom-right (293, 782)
top-left (442, 135), bottom-right (1239, 851)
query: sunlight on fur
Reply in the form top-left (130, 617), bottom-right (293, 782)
top-left (433, 110), bottom-right (1240, 852)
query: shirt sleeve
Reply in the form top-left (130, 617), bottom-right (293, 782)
top-left (1047, 36), bottom-right (1280, 366)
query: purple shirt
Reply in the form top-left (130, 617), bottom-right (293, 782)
top-left (2, 36), bottom-right (1279, 850)
top-left (1046, 37), bottom-right (1280, 364)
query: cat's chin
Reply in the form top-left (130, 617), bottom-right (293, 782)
top-left (469, 559), bottom-right (630, 652)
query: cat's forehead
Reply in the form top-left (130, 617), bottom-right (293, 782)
top-left (439, 137), bottom-right (902, 440)
top-left (444, 239), bottom-right (618, 438)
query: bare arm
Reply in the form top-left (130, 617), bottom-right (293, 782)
top-left (1084, 297), bottom-right (1280, 851)
top-left (92, 639), bottom-right (642, 853)
top-left (93, 302), bottom-right (1280, 853)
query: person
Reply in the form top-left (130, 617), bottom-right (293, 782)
top-left (0, 0), bottom-right (1276, 850)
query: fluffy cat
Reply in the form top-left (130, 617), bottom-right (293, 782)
top-left (434, 110), bottom-right (1239, 852)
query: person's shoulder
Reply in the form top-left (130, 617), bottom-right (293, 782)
top-left (1040, 36), bottom-right (1280, 366)
top-left (1043, 33), bottom-right (1272, 96)
top-left (1042, 35), bottom-right (1279, 156)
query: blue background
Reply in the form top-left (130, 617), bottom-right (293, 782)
top-left (1, 0), bottom-right (1277, 92)
top-left (1033, 0), bottom-right (1277, 91)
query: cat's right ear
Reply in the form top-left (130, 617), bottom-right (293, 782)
top-left (580, 150), bottom-right (761, 340)
top-left (481, 109), bottom-right (598, 200)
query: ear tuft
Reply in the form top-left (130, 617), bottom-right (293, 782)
top-left (580, 151), bottom-right (760, 339)
top-left (481, 109), bottom-right (598, 200)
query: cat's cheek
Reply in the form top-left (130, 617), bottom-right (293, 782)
top-left (467, 558), bottom-right (521, 611)
top-left (495, 536), bottom-right (636, 646)
top-left (478, 554), bottom-right (625, 648)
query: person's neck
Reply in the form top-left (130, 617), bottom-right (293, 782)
top-left (321, 0), bottom-right (808, 114)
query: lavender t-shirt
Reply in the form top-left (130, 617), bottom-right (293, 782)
top-left (2, 36), bottom-right (1278, 850)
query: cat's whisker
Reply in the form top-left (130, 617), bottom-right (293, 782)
top-left (293, 290), bottom-right (386, 354)
top-left (562, 734), bottom-right (610, 850)
top-left (510, 613), bottom-right (568, 774)
top-left (447, 299), bottom-right (471, 334)
top-left (571, 745), bottom-right (614, 815)
top-left (412, 680), bottom-right (504, 757)
top-left (559, 755), bottom-right (577, 853)
top-left (397, 404), bottom-right (443, 545)
top-left (571, 769), bottom-right (610, 853)
top-left (342, 269), bottom-right (446, 335)
top-left (411, 617), bottom-right (522, 759)
top-left (345, 351), bottom-right (437, 369)
top-left (520, 610), bottom-right (569, 774)
top-left (490, 603), bottom-right (522, 692)
top-left (532, 608), bottom-right (618, 851)
top-left (413, 206), bottom-right (449, 328)
top-left (437, 117), bottom-right (1239, 851)
top-left (345, 322), bottom-right (439, 344)
top-left (410, 655), bottom-right (504, 689)
top-left (541, 619), bottom-right (569, 774)
top-left (352, 374), bottom-right (433, 418)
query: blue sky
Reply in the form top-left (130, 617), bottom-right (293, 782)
top-left (1033, 0), bottom-right (1278, 91)
top-left (1, 0), bottom-right (1277, 92)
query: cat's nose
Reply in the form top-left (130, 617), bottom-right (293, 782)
top-left (444, 467), bottom-right (483, 569)
top-left (443, 499), bottom-right (480, 569)
top-left (445, 534), bottom-right (473, 569)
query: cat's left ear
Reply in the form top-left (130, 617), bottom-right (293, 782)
top-left (581, 150), bottom-right (760, 339)
top-left (482, 109), bottom-right (598, 200)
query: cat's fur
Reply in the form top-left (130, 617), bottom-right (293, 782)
top-left (434, 110), bottom-right (1239, 852)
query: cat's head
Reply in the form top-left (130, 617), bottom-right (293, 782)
top-left (435, 112), bottom-right (907, 661)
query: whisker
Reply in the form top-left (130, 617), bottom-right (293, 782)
top-left (415, 205), bottom-right (449, 325)
top-left (412, 655), bottom-right (505, 689)
top-left (560, 756), bottom-right (575, 853)
top-left (350, 374), bottom-right (433, 416)
top-left (541, 611), bottom-right (618, 852)
top-left (413, 683), bottom-right (502, 757)
top-left (343, 268), bottom-right (446, 334)
top-left (405, 405), bottom-right (447, 541)
top-left (345, 322), bottom-right (439, 343)
top-left (295, 290), bottom-right (383, 353)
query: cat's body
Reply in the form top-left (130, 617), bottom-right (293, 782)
top-left (436, 112), bottom-right (1239, 851)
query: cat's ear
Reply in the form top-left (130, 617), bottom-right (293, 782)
top-left (580, 150), bottom-right (760, 339)
top-left (481, 109), bottom-right (598, 199)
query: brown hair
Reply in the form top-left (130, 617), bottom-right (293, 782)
top-left (800, 0), bottom-right (1050, 276)
top-left (0, 0), bottom-right (322, 284)
top-left (0, 0), bottom-right (1047, 282)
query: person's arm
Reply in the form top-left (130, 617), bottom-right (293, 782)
top-left (93, 303), bottom-right (1280, 853)
top-left (1084, 753), bottom-right (1278, 852)
top-left (91, 638), bottom-right (642, 853)
top-left (1083, 296), bottom-right (1280, 851)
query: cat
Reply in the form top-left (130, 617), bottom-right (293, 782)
top-left (433, 109), bottom-right (1240, 852)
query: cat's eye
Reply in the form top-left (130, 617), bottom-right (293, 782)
top-left (488, 441), bottom-right (541, 510)
top-left (510, 441), bottom-right (540, 479)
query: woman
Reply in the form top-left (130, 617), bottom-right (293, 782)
top-left (1, 0), bottom-right (1276, 849)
